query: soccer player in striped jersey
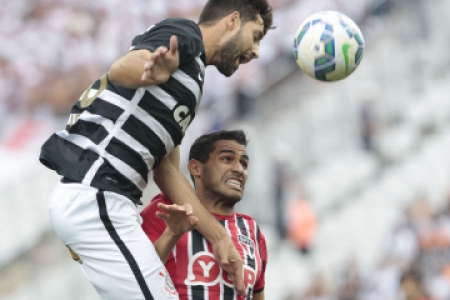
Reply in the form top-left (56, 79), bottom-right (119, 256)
top-left (40, 1), bottom-right (273, 299)
top-left (142, 130), bottom-right (268, 300)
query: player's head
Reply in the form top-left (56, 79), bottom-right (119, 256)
top-left (198, 0), bottom-right (274, 76)
top-left (188, 130), bottom-right (249, 206)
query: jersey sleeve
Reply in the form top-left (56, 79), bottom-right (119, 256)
top-left (131, 18), bottom-right (203, 65)
top-left (254, 227), bottom-right (268, 293)
top-left (141, 193), bottom-right (170, 243)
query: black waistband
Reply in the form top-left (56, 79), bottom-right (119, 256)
top-left (59, 177), bottom-right (143, 205)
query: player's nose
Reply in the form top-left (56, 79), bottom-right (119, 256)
top-left (230, 161), bottom-right (243, 175)
top-left (251, 44), bottom-right (260, 60)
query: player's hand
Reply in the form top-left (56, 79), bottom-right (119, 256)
top-left (141, 35), bottom-right (179, 85)
top-left (156, 203), bottom-right (198, 236)
top-left (211, 236), bottom-right (246, 297)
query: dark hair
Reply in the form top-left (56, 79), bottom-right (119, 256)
top-left (189, 130), bottom-right (248, 183)
top-left (198, 0), bottom-right (274, 35)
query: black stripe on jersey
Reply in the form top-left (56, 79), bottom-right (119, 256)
top-left (224, 286), bottom-right (235, 300)
top-left (90, 77), bottom-right (136, 101)
top-left (86, 99), bottom-right (125, 123)
top-left (121, 115), bottom-right (166, 168)
top-left (96, 190), bottom-right (154, 300)
top-left (65, 105), bottom-right (84, 131)
top-left (91, 161), bottom-right (143, 204)
top-left (237, 217), bottom-right (256, 268)
top-left (67, 120), bottom-right (109, 145)
top-left (105, 137), bottom-right (149, 181)
top-left (91, 77), bottom-right (102, 90)
top-left (191, 230), bottom-right (205, 300)
top-left (70, 105), bottom-right (84, 115)
top-left (237, 217), bottom-right (256, 300)
top-left (256, 225), bottom-right (261, 255)
top-left (159, 77), bottom-right (197, 113)
top-left (106, 81), bottom-right (136, 101)
top-left (247, 288), bottom-right (254, 300)
top-left (39, 134), bottom-right (99, 182)
top-left (139, 91), bottom-right (183, 145)
top-left (237, 217), bottom-right (248, 236)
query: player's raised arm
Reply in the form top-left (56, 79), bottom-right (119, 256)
top-left (153, 146), bottom-right (247, 297)
top-left (152, 202), bottom-right (198, 263)
top-left (109, 35), bottom-right (179, 88)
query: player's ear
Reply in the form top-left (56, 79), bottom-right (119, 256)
top-left (188, 159), bottom-right (202, 177)
top-left (227, 11), bottom-right (241, 31)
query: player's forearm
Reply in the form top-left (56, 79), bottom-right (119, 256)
top-left (153, 166), bottom-right (228, 244)
top-left (109, 51), bottom-right (159, 88)
top-left (154, 228), bottom-right (181, 263)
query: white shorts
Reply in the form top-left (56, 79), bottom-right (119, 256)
top-left (48, 182), bottom-right (179, 300)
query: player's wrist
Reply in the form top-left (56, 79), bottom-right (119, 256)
top-left (208, 229), bottom-right (232, 246)
top-left (165, 227), bottom-right (183, 238)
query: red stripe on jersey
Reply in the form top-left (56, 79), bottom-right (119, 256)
top-left (176, 234), bottom-right (189, 300)
top-left (254, 224), bottom-right (267, 292)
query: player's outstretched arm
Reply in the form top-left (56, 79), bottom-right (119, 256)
top-left (109, 35), bottom-right (179, 88)
top-left (153, 146), bottom-right (247, 297)
top-left (153, 203), bottom-right (198, 263)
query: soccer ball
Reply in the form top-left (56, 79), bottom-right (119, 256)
top-left (293, 11), bottom-right (365, 81)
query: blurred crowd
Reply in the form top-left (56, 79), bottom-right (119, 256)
top-left (0, 0), bottom-right (377, 123)
top-left (285, 192), bottom-right (450, 300)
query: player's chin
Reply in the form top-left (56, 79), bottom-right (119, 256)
top-left (217, 64), bottom-right (238, 77)
top-left (222, 189), bottom-right (243, 202)
top-left (219, 69), bottom-right (236, 77)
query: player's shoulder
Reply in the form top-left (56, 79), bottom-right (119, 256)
top-left (141, 193), bottom-right (171, 217)
top-left (157, 18), bottom-right (198, 28)
top-left (153, 18), bottom-right (201, 38)
top-left (236, 213), bottom-right (266, 237)
top-left (235, 213), bottom-right (259, 225)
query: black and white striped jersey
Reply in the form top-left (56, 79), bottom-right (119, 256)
top-left (39, 18), bottom-right (206, 204)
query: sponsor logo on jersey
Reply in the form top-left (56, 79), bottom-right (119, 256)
top-left (185, 251), bottom-right (256, 291)
top-left (172, 104), bottom-right (192, 133)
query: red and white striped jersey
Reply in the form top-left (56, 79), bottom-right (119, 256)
top-left (141, 194), bottom-right (268, 300)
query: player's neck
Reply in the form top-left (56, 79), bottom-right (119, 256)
top-left (196, 189), bottom-right (234, 216)
top-left (198, 24), bottom-right (223, 66)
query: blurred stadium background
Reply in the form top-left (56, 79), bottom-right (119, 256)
top-left (1, 0), bottom-right (450, 299)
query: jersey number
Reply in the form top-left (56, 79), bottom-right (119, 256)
top-left (68, 74), bottom-right (108, 127)
top-left (80, 74), bottom-right (108, 108)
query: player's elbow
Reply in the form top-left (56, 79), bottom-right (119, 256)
top-left (108, 60), bottom-right (122, 83)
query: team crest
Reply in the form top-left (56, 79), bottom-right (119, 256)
top-left (159, 268), bottom-right (178, 296)
top-left (238, 234), bottom-right (255, 257)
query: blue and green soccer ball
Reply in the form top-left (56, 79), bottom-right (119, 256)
top-left (293, 11), bottom-right (365, 81)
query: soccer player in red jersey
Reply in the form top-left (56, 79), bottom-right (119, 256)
top-left (142, 130), bottom-right (267, 300)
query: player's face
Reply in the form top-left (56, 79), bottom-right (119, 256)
top-left (217, 14), bottom-right (264, 76)
top-left (201, 140), bottom-right (249, 204)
